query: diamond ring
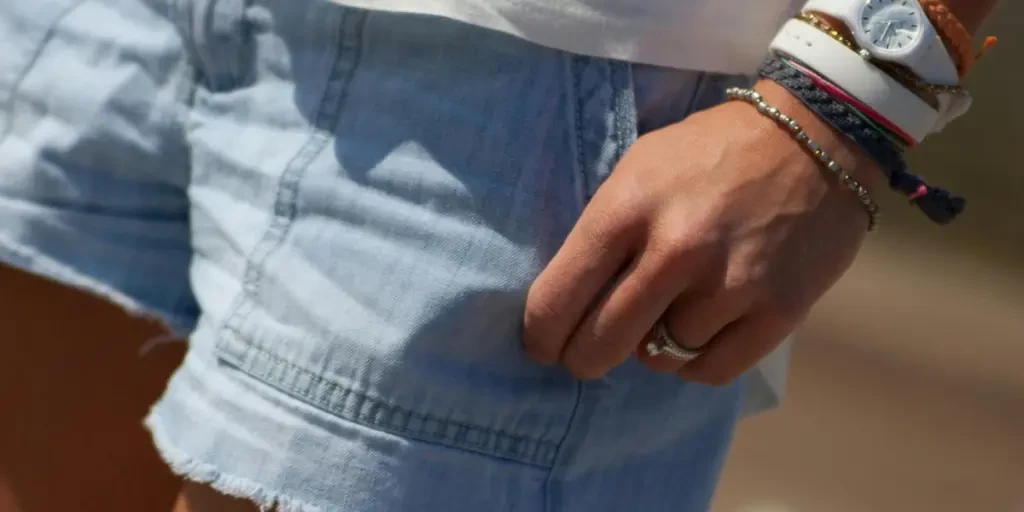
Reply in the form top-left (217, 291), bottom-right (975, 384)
top-left (645, 321), bottom-right (703, 363)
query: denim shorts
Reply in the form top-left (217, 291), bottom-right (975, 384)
top-left (0, 0), bottom-right (788, 509)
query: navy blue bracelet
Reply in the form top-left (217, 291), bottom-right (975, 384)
top-left (757, 55), bottom-right (966, 225)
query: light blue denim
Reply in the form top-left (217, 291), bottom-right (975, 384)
top-left (0, 0), bottom-right (777, 509)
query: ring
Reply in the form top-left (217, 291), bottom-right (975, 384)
top-left (645, 321), bottom-right (703, 363)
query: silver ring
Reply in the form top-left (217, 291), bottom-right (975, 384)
top-left (645, 321), bottom-right (703, 363)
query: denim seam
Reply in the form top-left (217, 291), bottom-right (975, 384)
top-left (217, 326), bottom-right (560, 469)
top-left (610, 61), bottom-right (634, 166)
top-left (542, 53), bottom-right (591, 511)
top-left (239, 7), bottom-right (365, 296)
top-left (170, 0), bottom-right (198, 79)
top-left (682, 71), bottom-right (709, 118)
top-left (219, 7), bottom-right (365, 338)
top-left (568, 55), bottom-right (589, 208)
top-left (166, 0), bottom-right (202, 324)
top-left (542, 380), bottom-right (584, 512)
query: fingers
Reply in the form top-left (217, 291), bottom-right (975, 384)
top-left (522, 210), bottom-right (640, 365)
top-left (636, 292), bottom-right (751, 373)
top-left (557, 246), bottom-right (694, 380)
top-left (676, 306), bottom-right (799, 386)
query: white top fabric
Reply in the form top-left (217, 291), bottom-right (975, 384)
top-left (331, 0), bottom-right (804, 73)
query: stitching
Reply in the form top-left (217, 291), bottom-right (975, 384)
top-left (542, 381), bottom-right (583, 512)
top-left (610, 61), bottom-right (635, 165)
top-left (230, 338), bottom-right (557, 464)
top-left (541, 54), bottom-right (591, 512)
top-left (682, 71), bottom-right (708, 117)
top-left (239, 8), bottom-right (365, 296)
top-left (219, 327), bottom-right (560, 469)
top-left (220, 6), bottom-right (366, 337)
top-left (568, 55), bottom-right (588, 209)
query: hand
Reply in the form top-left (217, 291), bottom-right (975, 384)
top-left (523, 80), bottom-right (881, 384)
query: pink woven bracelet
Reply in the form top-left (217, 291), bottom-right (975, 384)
top-left (785, 57), bottom-right (917, 147)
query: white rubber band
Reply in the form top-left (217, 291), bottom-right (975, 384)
top-left (802, 0), bottom-right (959, 86)
top-left (770, 19), bottom-right (939, 143)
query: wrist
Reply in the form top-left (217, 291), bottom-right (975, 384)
top-left (751, 80), bottom-right (884, 192)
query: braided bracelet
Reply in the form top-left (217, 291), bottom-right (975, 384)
top-left (917, 0), bottom-right (975, 77)
top-left (758, 55), bottom-right (966, 225)
top-left (759, 56), bottom-right (906, 173)
top-left (726, 87), bottom-right (880, 231)
top-left (783, 55), bottom-right (913, 148)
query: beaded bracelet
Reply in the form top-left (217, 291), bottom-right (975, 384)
top-left (726, 87), bottom-right (880, 231)
top-left (758, 55), bottom-right (966, 225)
top-left (758, 57), bottom-right (906, 175)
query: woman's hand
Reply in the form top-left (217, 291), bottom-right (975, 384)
top-left (523, 81), bottom-right (881, 384)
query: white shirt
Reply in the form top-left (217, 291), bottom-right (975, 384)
top-left (330, 0), bottom-right (803, 73)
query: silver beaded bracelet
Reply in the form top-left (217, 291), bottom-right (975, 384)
top-left (726, 87), bottom-right (881, 231)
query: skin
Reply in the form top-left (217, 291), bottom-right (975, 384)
top-left (0, 1), bottom-right (998, 511)
top-left (523, 81), bottom-right (877, 383)
top-left (521, 0), bottom-right (998, 385)
top-left (172, 483), bottom-right (257, 512)
top-left (0, 265), bottom-right (185, 511)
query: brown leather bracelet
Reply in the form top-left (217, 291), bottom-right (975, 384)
top-left (917, 0), bottom-right (975, 77)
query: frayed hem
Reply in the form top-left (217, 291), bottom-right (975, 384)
top-left (0, 235), bottom-right (195, 335)
top-left (146, 416), bottom-right (324, 512)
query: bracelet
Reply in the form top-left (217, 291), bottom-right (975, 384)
top-left (758, 56), bottom-right (967, 225)
top-left (726, 87), bottom-right (880, 231)
top-left (770, 19), bottom-right (939, 143)
top-left (783, 54), bottom-right (914, 148)
top-left (795, 12), bottom-right (974, 134)
top-left (917, 0), bottom-right (975, 77)
top-left (796, 13), bottom-right (965, 100)
top-left (759, 56), bottom-right (907, 177)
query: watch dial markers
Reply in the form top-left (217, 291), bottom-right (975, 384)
top-left (860, 0), bottom-right (924, 51)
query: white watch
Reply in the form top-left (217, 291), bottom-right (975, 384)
top-left (803, 0), bottom-right (959, 86)
top-left (770, 19), bottom-right (939, 143)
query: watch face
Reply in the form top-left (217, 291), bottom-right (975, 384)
top-left (859, 0), bottom-right (923, 52)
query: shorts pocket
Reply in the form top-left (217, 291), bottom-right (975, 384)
top-left (191, 3), bottom-right (588, 468)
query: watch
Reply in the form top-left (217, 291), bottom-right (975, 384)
top-left (770, 19), bottom-right (939, 143)
top-left (802, 0), bottom-right (959, 86)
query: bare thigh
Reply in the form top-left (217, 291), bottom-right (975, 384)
top-left (173, 483), bottom-right (258, 512)
top-left (0, 265), bottom-right (185, 511)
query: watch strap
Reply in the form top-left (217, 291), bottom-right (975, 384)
top-left (915, 32), bottom-right (960, 85)
top-left (802, 0), bottom-right (959, 86)
top-left (770, 19), bottom-right (939, 142)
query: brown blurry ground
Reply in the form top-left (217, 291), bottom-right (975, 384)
top-left (713, 6), bottom-right (1024, 512)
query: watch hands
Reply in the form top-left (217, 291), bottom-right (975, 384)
top-left (880, 20), bottom-right (894, 46)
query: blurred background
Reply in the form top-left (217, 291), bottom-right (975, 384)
top-left (713, 5), bottom-right (1024, 512)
